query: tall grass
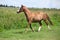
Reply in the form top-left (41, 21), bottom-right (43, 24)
top-left (0, 7), bottom-right (60, 31)
top-left (0, 7), bottom-right (60, 40)
top-left (0, 7), bottom-right (27, 31)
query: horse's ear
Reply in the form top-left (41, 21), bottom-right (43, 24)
top-left (21, 5), bottom-right (24, 7)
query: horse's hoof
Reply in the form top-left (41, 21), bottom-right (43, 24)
top-left (38, 30), bottom-right (40, 32)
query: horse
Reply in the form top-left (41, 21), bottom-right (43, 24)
top-left (17, 5), bottom-right (53, 32)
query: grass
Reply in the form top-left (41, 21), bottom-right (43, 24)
top-left (0, 7), bottom-right (60, 40)
top-left (0, 27), bottom-right (60, 40)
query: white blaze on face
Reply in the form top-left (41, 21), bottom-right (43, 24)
top-left (17, 10), bottom-right (19, 12)
top-left (17, 8), bottom-right (20, 12)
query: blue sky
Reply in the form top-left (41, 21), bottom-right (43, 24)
top-left (0, 0), bottom-right (60, 8)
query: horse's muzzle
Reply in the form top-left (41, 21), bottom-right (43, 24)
top-left (17, 11), bottom-right (20, 14)
top-left (17, 12), bottom-right (19, 13)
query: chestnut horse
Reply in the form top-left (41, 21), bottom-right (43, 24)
top-left (17, 5), bottom-right (53, 32)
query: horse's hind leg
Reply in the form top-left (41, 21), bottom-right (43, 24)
top-left (38, 21), bottom-right (42, 32)
top-left (44, 20), bottom-right (51, 30)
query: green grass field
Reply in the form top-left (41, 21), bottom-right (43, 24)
top-left (0, 7), bottom-right (60, 40)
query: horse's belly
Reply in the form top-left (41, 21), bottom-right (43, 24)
top-left (32, 14), bottom-right (43, 22)
top-left (32, 18), bottom-right (42, 22)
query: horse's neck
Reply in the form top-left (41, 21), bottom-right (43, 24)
top-left (24, 8), bottom-right (31, 18)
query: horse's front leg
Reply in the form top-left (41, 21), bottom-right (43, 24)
top-left (25, 22), bottom-right (29, 32)
top-left (29, 23), bottom-right (34, 32)
top-left (25, 21), bottom-right (34, 32)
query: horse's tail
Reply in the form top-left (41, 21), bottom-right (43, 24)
top-left (47, 15), bottom-right (53, 25)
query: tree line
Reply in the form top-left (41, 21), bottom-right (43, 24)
top-left (0, 4), bottom-right (16, 8)
top-left (0, 4), bottom-right (60, 10)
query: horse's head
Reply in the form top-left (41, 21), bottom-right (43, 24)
top-left (17, 5), bottom-right (24, 13)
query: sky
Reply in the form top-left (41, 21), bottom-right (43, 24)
top-left (0, 0), bottom-right (60, 9)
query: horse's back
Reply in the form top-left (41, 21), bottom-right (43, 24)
top-left (33, 11), bottom-right (47, 17)
top-left (31, 11), bottom-right (48, 21)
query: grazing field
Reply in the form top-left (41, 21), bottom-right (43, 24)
top-left (0, 7), bottom-right (60, 40)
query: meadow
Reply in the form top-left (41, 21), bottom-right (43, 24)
top-left (0, 7), bottom-right (60, 40)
